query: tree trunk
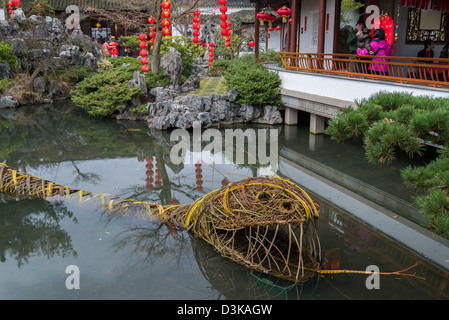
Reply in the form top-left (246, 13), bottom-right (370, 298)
top-left (151, 31), bottom-right (163, 74)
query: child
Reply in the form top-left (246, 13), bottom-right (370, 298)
top-left (357, 27), bottom-right (374, 56)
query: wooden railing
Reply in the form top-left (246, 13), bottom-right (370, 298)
top-left (278, 52), bottom-right (449, 88)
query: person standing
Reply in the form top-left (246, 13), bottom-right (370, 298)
top-left (108, 36), bottom-right (119, 59)
top-left (417, 39), bottom-right (435, 59)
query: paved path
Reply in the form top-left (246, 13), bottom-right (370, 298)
top-left (181, 76), bottom-right (228, 97)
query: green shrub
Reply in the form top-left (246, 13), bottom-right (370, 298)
top-left (223, 60), bottom-right (283, 107)
top-left (0, 41), bottom-right (18, 70)
top-left (71, 67), bottom-right (141, 117)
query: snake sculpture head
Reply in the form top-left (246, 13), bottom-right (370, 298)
top-left (157, 177), bottom-right (322, 283)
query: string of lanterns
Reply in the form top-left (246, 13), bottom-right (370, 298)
top-left (195, 163), bottom-right (203, 192)
top-left (208, 42), bottom-right (215, 67)
top-left (145, 156), bottom-right (154, 191)
top-left (192, 9), bottom-right (201, 45)
top-left (36, 3), bottom-right (41, 16)
top-left (161, 0), bottom-right (172, 37)
top-left (139, 33), bottom-right (150, 73)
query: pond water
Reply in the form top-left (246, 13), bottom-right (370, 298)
top-left (0, 102), bottom-right (448, 300)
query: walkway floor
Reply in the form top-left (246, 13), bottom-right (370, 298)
top-left (181, 76), bottom-right (228, 97)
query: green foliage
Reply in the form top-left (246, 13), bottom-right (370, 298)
top-left (0, 41), bottom-right (18, 70)
top-left (326, 91), bottom-right (449, 237)
top-left (160, 36), bottom-right (206, 84)
top-left (0, 78), bottom-right (9, 94)
top-left (71, 67), bottom-right (141, 117)
top-left (27, 0), bottom-right (55, 17)
top-left (223, 60), bottom-right (283, 107)
top-left (341, 0), bottom-right (364, 26)
top-left (55, 66), bottom-right (92, 83)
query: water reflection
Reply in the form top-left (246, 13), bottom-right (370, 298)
top-left (0, 195), bottom-right (77, 267)
top-left (1, 102), bottom-right (449, 299)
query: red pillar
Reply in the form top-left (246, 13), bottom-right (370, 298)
top-left (333, 0), bottom-right (341, 53)
top-left (317, 0), bottom-right (326, 54)
top-left (290, 0), bottom-right (299, 52)
top-left (255, 1), bottom-right (260, 63)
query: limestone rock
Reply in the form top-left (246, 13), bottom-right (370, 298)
top-left (0, 63), bottom-right (12, 79)
top-left (0, 96), bottom-right (19, 109)
top-left (160, 47), bottom-right (183, 88)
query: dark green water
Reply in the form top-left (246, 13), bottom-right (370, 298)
top-left (0, 102), bottom-right (448, 300)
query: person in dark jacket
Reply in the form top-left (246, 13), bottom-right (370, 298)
top-left (417, 39), bottom-right (435, 59)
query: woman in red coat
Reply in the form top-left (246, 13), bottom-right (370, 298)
top-left (108, 36), bottom-right (119, 58)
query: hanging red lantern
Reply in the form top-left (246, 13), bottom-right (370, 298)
top-left (209, 52), bottom-right (214, 57)
top-left (161, 9), bottom-right (171, 19)
top-left (162, 18), bottom-right (171, 27)
top-left (225, 42), bottom-right (231, 47)
top-left (193, 30), bottom-right (200, 37)
top-left (241, 29), bottom-right (247, 33)
top-left (140, 49), bottom-right (149, 57)
top-left (277, 6), bottom-right (292, 23)
top-left (220, 21), bottom-right (227, 29)
top-left (248, 40), bottom-right (255, 48)
top-left (149, 31), bottom-right (156, 39)
top-left (193, 16), bottom-right (200, 23)
top-left (256, 11), bottom-right (269, 25)
top-left (150, 38), bottom-right (155, 45)
top-left (162, 27), bottom-right (171, 36)
top-left (161, 0), bottom-right (171, 9)
top-left (193, 9), bottom-right (200, 16)
top-left (139, 33), bottom-right (147, 41)
top-left (220, 14), bottom-right (227, 21)
top-left (11, 0), bottom-right (20, 7)
top-left (219, 0), bottom-right (227, 5)
top-left (192, 22), bottom-right (200, 30)
top-left (141, 65), bottom-right (150, 73)
top-left (209, 42), bottom-right (214, 47)
top-left (266, 14), bottom-right (277, 27)
top-left (140, 58), bottom-right (149, 65)
top-left (193, 37), bottom-right (200, 44)
top-left (220, 6), bottom-right (227, 14)
top-left (268, 27), bottom-right (274, 33)
top-left (225, 36), bottom-right (231, 42)
top-left (221, 29), bottom-right (229, 37)
top-left (140, 42), bottom-right (148, 49)
top-left (275, 25), bottom-right (282, 32)
top-left (148, 16), bottom-right (156, 24)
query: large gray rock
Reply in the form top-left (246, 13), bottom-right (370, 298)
top-left (253, 106), bottom-right (283, 125)
top-left (0, 96), bottom-right (19, 109)
top-left (34, 77), bottom-right (46, 93)
top-left (128, 71), bottom-right (148, 97)
top-left (160, 47), bottom-right (183, 88)
top-left (10, 8), bottom-right (26, 25)
top-left (0, 63), bottom-right (12, 79)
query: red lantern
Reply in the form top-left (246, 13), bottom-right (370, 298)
top-left (140, 57), bottom-right (149, 65)
top-left (241, 29), bottom-right (247, 33)
top-left (140, 42), bottom-right (148, 49)
top-left (139, 34), bottom-right (147, 41)
top-left (209, 42), bottom-right (214, 47)
top-left (219, 0), bottom-right (227, 5)
top-left (208, 62), bottom-right (212, 67)
top-left (193, 30), bottom-right (200, 37)
top-left (277, 6), bottom-right (292, 23)
top-left (209, 48), bottom-right (214, 52)
top-left (275, 25), bottom-right (281, 32)
top-left (11, 0), bottom-right (20, 7)
top-left (192, 23), bottom-right (200, 30)
top-left (248, 40), bottom-right (255, 48)
top-left (140, 49), bottom-right (149, 57)
top-left (150, 38), bottom-right (155, 45)
top-left (266, 14), bottom-right (277, 26)
top-left (225, 36), bottom-right (231, 42)
top-left (256, 11), bottom-right (269, 25)
top-left (225, 42), bottom-right (231, 47)
top-left (209, 57), bottom-right (214, 62)
top-left (193, 9), bottom-right (200, 16)
top-left (193, 37), bottom-right (200, 44)
top-left (220, 29), bottom-right (229, 37)
top-left (220, 21), bottom-right (227, 29)
top-left (162, 27), bottom-right (171, 36)
top-left (162, 18), bottom-right (171, 27)
top-left (148, 16), bottom-right (156, 24)
top-left (161, 0), bottom-right (171, 9)
top-left (209, 52), bottom-right (214, 57)
top-left (149, 31), bottom-right (156, 39)
top-left (193, 16), bottom-right (200, 23)
top-left (220, 6), bottom-right (227, 14)
top-left (220, 14), bottom-right (227, 21)
top-left (141, 65), bottom-right (150, 73)
top-left (161, 9), bottom-right (171, 19)
top-left (268, 27), bottom-right (274, 32)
